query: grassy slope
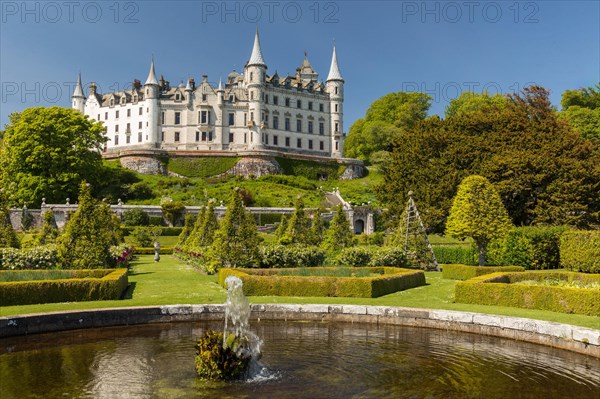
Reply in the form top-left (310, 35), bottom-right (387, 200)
top-left (1, 255), bottom-right (598, 329)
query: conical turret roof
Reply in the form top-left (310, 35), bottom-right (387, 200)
top-left (145, 59), bottom-right (159, 85)
top-left (326, 46), bottom-right (343, 82)
top-left (73, 73), bottom-right (85, 97)
top-left (247, 28), bottom-right (266, 67)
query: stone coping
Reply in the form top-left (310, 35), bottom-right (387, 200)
top-left (0, 304), bottom-right (598, 358)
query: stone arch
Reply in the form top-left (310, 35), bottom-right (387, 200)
top-left (354, 219), bottom-right (365, 235)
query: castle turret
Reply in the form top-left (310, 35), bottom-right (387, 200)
top-left (326, 46), bottom-right (344, 158)
top-left (144, 59), bottom-right (160, 145)
top-left (72, 73), bottom-right (86, 114)
top-left (185, 78), bottom-right (193, 108)
top-left (245, 28), bottom-right (267, 150)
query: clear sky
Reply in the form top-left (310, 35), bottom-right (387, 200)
top-left (1, 0), bottom-right (598, 129)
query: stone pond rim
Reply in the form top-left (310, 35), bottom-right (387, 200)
top-left (103, 148), bottom-right (366, 180)
top-left (1, 304), bottom-right (598, 358)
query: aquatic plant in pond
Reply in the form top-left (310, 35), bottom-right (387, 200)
top-left (194, 275), bottom-right (262, 381)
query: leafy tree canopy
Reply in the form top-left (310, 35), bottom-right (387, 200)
top-left (560, 83), bottom-right (600, 140)
top-left (444, 91), bottom-right (508, 118)
top-left (344, 92), bottom-right (431, 163)
top-left (0, 107), bottom-right (107, 207)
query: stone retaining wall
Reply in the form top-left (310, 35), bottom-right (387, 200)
top-left (1, 304), bottom-right (597, 358)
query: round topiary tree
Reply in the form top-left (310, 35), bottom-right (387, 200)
top-left (322, 204), bottom-right (354, 252)
top-left (445, 175), bottom-right (512, 266)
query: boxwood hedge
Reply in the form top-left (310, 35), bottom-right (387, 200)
top-left (0, 268), bottom-right (128, 306)
top-left (560, 230), bottom-right (600, 273)
top-left (442, 264), bottom-right (525, 280)
top-left (454, 271), bottom-right (600, 316)
top-left (218, 267), bottom-right (425, 298)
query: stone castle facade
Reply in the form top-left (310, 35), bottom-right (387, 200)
top-left (72, 30), bottom-right (345, 159)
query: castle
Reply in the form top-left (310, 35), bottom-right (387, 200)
top-left (72, 30), bottom-right (345, 159)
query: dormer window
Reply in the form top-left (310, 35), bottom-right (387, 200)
top-left (110, 98), bottom-right (115, 107)
top-left (175, 93), bottom-right (181, 101)
top-left (229, 95), bottom-right (235, 102)
top-left (120, 97), bottom-right (126, 105)
top-left (133, 95), bottom-right (138, 103)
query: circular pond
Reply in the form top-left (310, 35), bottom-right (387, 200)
top-left (1, 320), bottom-right (599, 398)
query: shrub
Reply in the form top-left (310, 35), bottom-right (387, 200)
top-left (127, 182), bottom-right (154, 200)
top-left (34, 211), bottom-right (59, 245)
top-left (130, 226), bottom-right (162, 247)
top-left (370, 247), bottom-right (409, 267)
top-left (433, 245), bottom-right (478, 265)
top-left (259, 245), bottom-right (326, 268)
top-left (336, 247), bottom-right (373, 266)
top-left (257, 175), bottom-right (317, 190)
top-left (0, 245), bottom-right (61, 270)
top-left (322, 205), bottom-right (354, 252)
top-left (122, 208), bottom-right (150, 226)
top-left (161, 201), bottom-right (186, 226)
top-left (275, 157), bottom-right (345, 180)
top-left (109, 244), bottom-right (134, 268)
top-left (218, 267), bottom-right (426, 298)
top-left (149, 216), bottom-right (165, 226)
top-left (0, 268), bottom-right (128, 306)
top-left (442, 264), bottom-right (525, 280)
top-left (133, 246), bottom-right (174, 255)
top-left (560, 230), bottom-right (600, 273)
top-left (168, 157), bottom-right (239, 178)
top-left (494, 226), bottom-right (568, 270)
top-left (455, 271), bottom-right (600, 316)
top-left (0, 193), bottom-right (19, 249)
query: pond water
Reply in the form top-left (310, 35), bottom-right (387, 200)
top-left (1, 320), bottom-right (599, 399)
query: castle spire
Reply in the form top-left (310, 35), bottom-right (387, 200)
top-left (185, 78), bottom-right (192, 91)
top-left (73, 73), bottom-right (85, 97)
top-left (217, 77), bottom-right (224, 92)
top-left (145, 58), bottom-right (159, 85)
top-left (247, 28), bottom-right (266, 67)
top-left (326, 45), bottom-right (344, 82)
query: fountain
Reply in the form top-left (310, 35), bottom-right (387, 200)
top-left (194, 276), bottom-right (263, 381)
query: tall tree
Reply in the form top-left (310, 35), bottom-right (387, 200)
top-left (445, 175), bottom-right (512, 266)
top-left (444, 91), bottom-right (507, 118)
top-left (0, 107), bottom-right (107, 207)
top-left (177, 212), bottom-right (197, 247)
top-left (0, 190), bottom-right (19, 248)
top-left (559, 83), bottom-right (600, 140)
top-left (344, 92), bottom-right (431, 163)
top-left (279, 197), bottom-right (311, 245)
top-left (208, 188), bottom-right (260, 268)
top-left (322, 205), bottom-right (354, 252)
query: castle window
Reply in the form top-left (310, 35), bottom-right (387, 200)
top-left (161, 132), bottom-right (165, 142)
top-left (202, 94), bottom-right (207, 101)
top-left (115, 125), bottom-right (119, 132)
top-left (285, 118), bottom-right (290, 131)
top-left (244, 113), bottom-right (247, 125)
top-left (133, 95), bottom-right (138, 103)
top-left (250, 112), bottom-right (254, 122)
top-left (335, 104), bottom-right (338, 112)
top-left (138, 132), bottom-right (142, 142)
top-left (105, 112), bottom-right (108, 120)
top-left (297, 100), bottom-right (301, 109)
top-left (319, 122), bottom-right (324, 135)
top-left (265, 94), bottom-right (269, 104)
top-left (161, 112), bottom-right (165, 124)
top-left (308, 101), bottom-right (313, 110)
top-left (335, 141), bottom-right (339, 150)
top-left (139, 107), bottom-right (143, 115)
top-left (308, 121), bottom-right (313, 134)
top-left (174, 132), bottom-right (180, 142)
top-left (202, 132), bottom-right (207, 141)
top-left (229, 132), bottom-right (234, 143)
top-left (209, 131), bottom-right (213, 141)
top-left (228, 113), bottom-right (235, 126)
top-left (285, 137), bottom-right (290, 147)
top-left (319, 103), bottom-right (324, 112)
top-left (297, 138), bottom-right (302, 148)
top-left (320, 141), bottom-right (324, 150)
top-left (139, 121), bottom-right (142, 129)
top-left (97, 114), bottom-right (100, 121)
top-left (273, 96), bottom-right (278, 105)
top-left (250, 91), bottom-right (254, 100)
top-left (265, 134), bottom-right (269, 145)
top-left (175, 112), bottom-right (181, 125)
top-left (335, 122), bottom-right (339, 132)
top-left (126, 123), bottom-right (131, 133)
top-left (250, 72), bottom-right (254, 81)
top-left (114, 135), bottom-right (119, 145)
top-left (126, 135), bottom-right (131, 144)
top-left (285, 98), bottom-right (290, 107)
top-left (196, 131), bottom-right (200, 141)
top-left (296, 119), bottom-right (302, 132)
top-left (244, 133), bottom-right (247, 143)
top-left (201, 111), bottom-right (209, 124)
top-left (308, 139), bottom-right (313, 150)
top-left (229, 95), bottom-right (234, 102)
top-left (121, 97), bottom-right (126, 105)
top-left (175, 93), bottom-right (181, 101)
top-left (115, 110), bottom-right (119, 119)
top-left (273, 116), bottom-right (279, 130)
top-left (274, 135), bottom-right (278, 146)
top-left (110, 98), bottom-right (115, 107)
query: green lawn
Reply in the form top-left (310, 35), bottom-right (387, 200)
top-left (1, 255), bottom-right (598, 330)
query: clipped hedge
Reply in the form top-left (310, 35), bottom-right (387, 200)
top-left (275, 157), bottom-right (345, 180)
top-left (168, 157), bottom-right (240, 178)
top-left (433, 245), bottom-right (477, 265)
top-left (134, 246), bottom-right (174, 255)
top-left (218, 267), bottom-right (425, 298)
top-left (335, 247), bottom-right (410, 268)
top-left (0, 268), bottom-right (128, 306)
top-left (560, 230), bottom-right (600, 273)
top-left (442, 264), bottom-right (525, 280)
top-left (259, 245), bottom-right (326, 268)
top-left (455, 271), bottom-right (600, 316)
top-left (122, 226), bottom-right (183, 236)
top-left (493, 226), bottom-right (567, 270)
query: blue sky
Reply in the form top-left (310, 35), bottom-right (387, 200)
top-left (1, 1), bottom-right (599, 129)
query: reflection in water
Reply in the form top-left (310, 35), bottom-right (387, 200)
top-left (1, 321), bottom-right (599, 399)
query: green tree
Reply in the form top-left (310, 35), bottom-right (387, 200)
top-left (444, 91), bottom-right (507, 118)
top-left (0, 191), bottom-right (19, 248)
top-left (198, 200), bottom-right (219, 247)
top-left (0, 107), bottom-right (107, 207)
top-left (344, 92), bottom-right (431, 163)
top-left (161, 200), bottom-right (185, 227)
top-left (208, 188), bottom-right (260, 269)
top-left (274, 214), bottom-right (288, 240)
top-left (308, 211), bottom-right (326, 246)
top-left (280, 197), bottom-right (311, 245)
top-left (185, 206), bottom-right (206, 251)
top-left (445, 175), bottom-right (512, 266)
top-left (57, 182), bottom-right (122, 268)
top-left (322, 205), bottom-right (354, 252)
top-left (177, 212), bottom-right (197, 247)
top-left (34, 210), bottom-right (59, 245)
top-left (560, 83), bottom-right (600, 140)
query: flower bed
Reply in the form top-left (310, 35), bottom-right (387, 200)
top-left (0, 268), bottom-right (128, 306)
top-left (454, 271), bottom-right (600, 316)
top-left (218, 267), bottom-right (426, 298)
